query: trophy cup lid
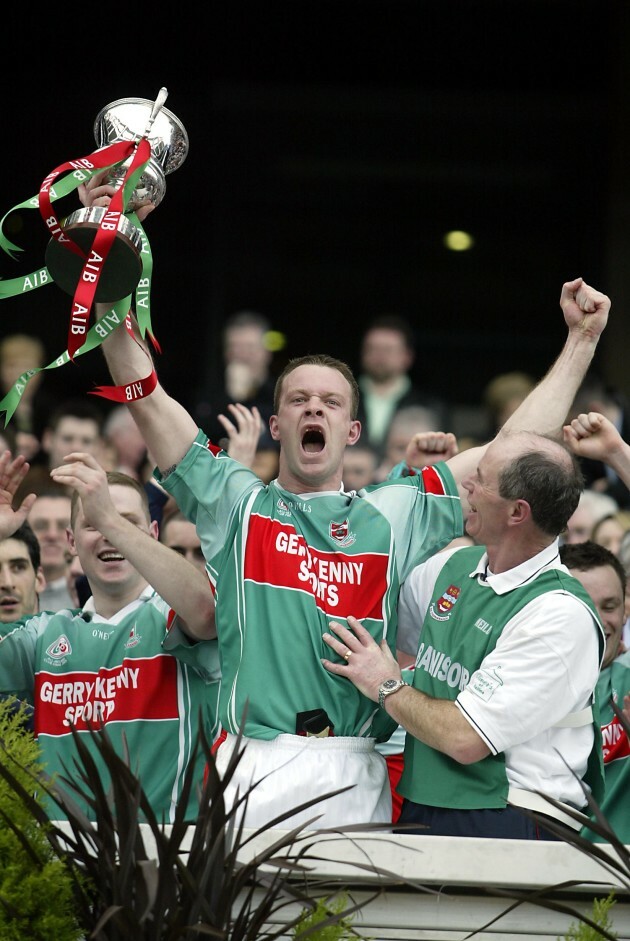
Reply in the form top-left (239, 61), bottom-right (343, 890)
top-left (93, 97), bottom-right (189, 175)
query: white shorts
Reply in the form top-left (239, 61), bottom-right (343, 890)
top-left (215, 733), bottom-right (392, 831)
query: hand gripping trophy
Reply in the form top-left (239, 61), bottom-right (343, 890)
top-left (45, 89), bottom-right (188, 303)
top-left (0, 88), bottom-right (188, 421)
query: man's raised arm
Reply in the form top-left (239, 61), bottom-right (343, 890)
top-left (95, 301), bottom-right (198, 475)
top-left (443, 277), bottom-right (610, 495)
top-left (564, 411), bottom-right (630, 488)
top-left (499, 277), bottom-right (610, 436)
top-left (81, 174), bottom-right (198, 475)
top-left (52, 452), bottom-right (216, 639)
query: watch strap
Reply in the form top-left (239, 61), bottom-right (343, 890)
top-left (378, 679), bottom-right (409, 709)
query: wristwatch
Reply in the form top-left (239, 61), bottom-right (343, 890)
top-left (378, 678), bottom-right (409, 709)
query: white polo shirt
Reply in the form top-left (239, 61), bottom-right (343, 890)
top-left (398, 541), bottom-right (603, 809)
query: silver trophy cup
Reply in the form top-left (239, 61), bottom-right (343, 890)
top-left (45, 90), bottom-right (188, 302)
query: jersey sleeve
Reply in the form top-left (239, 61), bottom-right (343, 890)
top-left (364, 462), bottom-right (463, 582)
top-left (455, 592), bottom-right (600, 753)
top-left (162, 620), bottom-right (222, 683)
top-left (155, 428), bottom-right (262, 558)
top-left (0, 615), bottom-right (43, 699)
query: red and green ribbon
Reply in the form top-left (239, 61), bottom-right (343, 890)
top-left (0, 136), bottom-right (160, 420)
top-left (38, 138), bottom-right (151, 360)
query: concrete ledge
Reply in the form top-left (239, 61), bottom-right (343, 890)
top-left (53, 823), bottom-right (630, 939)
top-left (236, 831), bottom-right (630, 939)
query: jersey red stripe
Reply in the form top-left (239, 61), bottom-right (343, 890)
top-left (243, 514), bottom-right (389, 620)
top-left (421, 465), bottom-right (448, 496)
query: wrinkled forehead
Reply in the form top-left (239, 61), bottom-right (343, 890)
top-left (280, 364), bottom-right (352, 402)
top-left (225, 324), bottom-right (265, 347)
top-left (484, 431), bottom-right (548, 464)
top-left (30, 496), bottom-right (72, 524)
top-left (54, 416), bottom-right (99, 438)
top-left (162, 517), bottom-right (200, 546)
top-left (363, 328), bottom-right (407, 352)
top-left (0, 538), bottom-right (34, 569)
top-left (105, 486), bottom-right (151, 528)
top-left (479, 436), bottom-right (510, 471)
top-left (477, 435), bottom-right (526, 484)
top-left (571, 564), bottom-right (625, 604)
top-left (73, 484), bottom-right (149, 527)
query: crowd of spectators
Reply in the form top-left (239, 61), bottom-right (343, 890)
top-left (0, 284), bottom-right (628, 841)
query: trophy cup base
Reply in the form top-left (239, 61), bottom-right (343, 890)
top-left (45, 207), bottom-right (144, 303)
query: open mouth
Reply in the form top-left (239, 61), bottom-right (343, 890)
top-left (98, 550), bottom-right (125, 563)
top-left (301, 428), bottom-right (325, 453)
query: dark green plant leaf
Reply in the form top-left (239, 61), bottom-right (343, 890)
top-left (0, 708), bottom-right (423, 940)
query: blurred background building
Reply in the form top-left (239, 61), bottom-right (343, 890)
top-left (1, 0), bottom-right (629, 437)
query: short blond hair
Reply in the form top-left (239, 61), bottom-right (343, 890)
top-left (273, 354), bottom-right (359, 418)
top-left (70, 471), bottom-right (149, 527)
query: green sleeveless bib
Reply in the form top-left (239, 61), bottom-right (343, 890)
top-left (399, 546), bottom-right (604, 808)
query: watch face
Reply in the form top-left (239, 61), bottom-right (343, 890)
top-left (379, 677), bottom-right (405, 707)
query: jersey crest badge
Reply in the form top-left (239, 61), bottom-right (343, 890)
top-left (46, 634), bottom-right (72, 659)
top-left (329, 519), bottom-right (356, 547)
top-left (429, 585), bottom-right (461, 621)
top-left (277, 498), bottom-right (292, 517)
top-left (124, 624), bottom-right (141, 649)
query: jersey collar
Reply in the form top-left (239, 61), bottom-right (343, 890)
top-left (470, 539), bottom-right (562, 595)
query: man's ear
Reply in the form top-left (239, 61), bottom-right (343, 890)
top-left (66, 527), bottom-right (76, 553)
top-left (269, 415), bottom-right (280, 442)
top-left (149, 519), bottom-right (159, 540)
top-left (35, 566), bottom-right (46, 595)
top-left (347, 420), bottom-right (362, 446)
top-left (510, 499), bottom-right (531, 525)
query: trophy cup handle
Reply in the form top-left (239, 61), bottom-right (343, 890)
top-left (44, 91), bottom-right (188, 303)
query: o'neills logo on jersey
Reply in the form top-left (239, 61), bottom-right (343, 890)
top-left (244, 514), bottom-right (388, 619)
top-left (329, 519), bottom-right (356, 547)
top-left (429, 585), bottom-right (461, 622)
top-left (34, 656), bottom-right (180, 736)
top-left (45, 634), bottom-right (72, 661)
top-left (276, 496), bottom-right (312, 516)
